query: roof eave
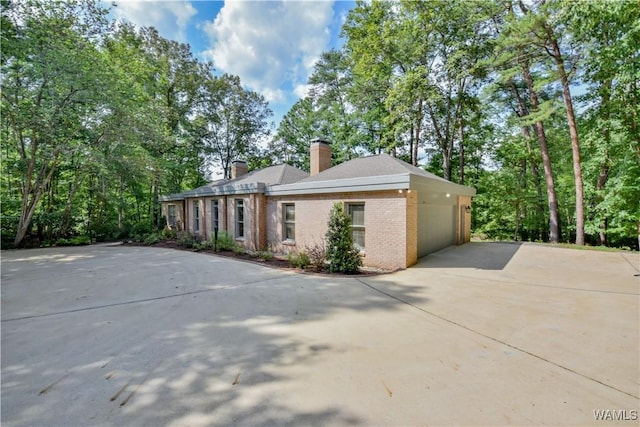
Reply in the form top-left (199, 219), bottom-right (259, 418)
top-left (181, 182), bottom-right (266, 198)
top-left (409, 174), bottom-right (477, 196)
top-left (267, 174), bottom-right (411, 196)
top-left (160, 194), bottom-right (185, 202)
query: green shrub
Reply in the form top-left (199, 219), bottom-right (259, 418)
top-left (192, 241), bottom-right (209, 251)
top-left (177, 232), bottom-right (195, 248)
top-left (233, 245), bottom-right (245, 254)
top-left (259, 250), bottom-right (273, 261)
top-left (325, 203), bottom-right (362, 273)
top-left (143, 232), bottom-right (163, 246)
top-left (55, 235), bottom-right (91, 246)
top-left (131, 221), bottom-right (152, 238)
top-left (70, 235), bottom-right (92, 245)
top-left (213, 231), bottom-right (237, 251)
top-left (162, 226), bottom-right (177, 239)
top-left (288, 251), bottom-right (310, 269)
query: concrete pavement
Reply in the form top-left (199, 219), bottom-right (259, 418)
top-left (1, 242), bottom-right (638, 426)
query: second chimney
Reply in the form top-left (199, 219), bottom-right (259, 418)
top-left (231, 160), bottom-right (248, 179)
top-left (310, 137), bottom-right (332, 176)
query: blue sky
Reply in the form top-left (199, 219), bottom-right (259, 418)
top-left (109, 0), bottom-right (355, 127)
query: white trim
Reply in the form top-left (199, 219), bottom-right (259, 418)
top-left (184, 182), bottom-right (266, 197)
top-left (267, 174), bottom-right (411, 196)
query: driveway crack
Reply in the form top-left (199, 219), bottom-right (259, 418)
top-left (1, 275), bottom-right (285, 323)
top-left (355, 278), bottom-right (639, 401)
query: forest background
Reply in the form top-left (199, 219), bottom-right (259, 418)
top-left (1, 0), bottom-right (638, 250)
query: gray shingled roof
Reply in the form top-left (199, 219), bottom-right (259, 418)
top-left (180, 163), bottom-right (308, 197)
top-left (298, 153), bottom-right (451, 183)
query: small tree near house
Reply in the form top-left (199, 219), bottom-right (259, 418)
top-left (325, 202), bottom-right (362, 273)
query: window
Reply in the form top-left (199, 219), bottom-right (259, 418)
top-left (193, 201), bottom-right (200, 233)
top-left (235, 199), bottom-right (244, 238)
top-left (168, 205), bottom-right (176, 227)
top-left (211, 200), bottom-right (219, 232)
top-left (348, 203), bottom-right (365, 250)
top-left (283, 204), bottom-right (295, 241)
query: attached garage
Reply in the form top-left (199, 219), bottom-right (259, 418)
top-left (412, 175), bottom-right (476, 259)
top-left (418, 202), bottom-right (456, 257)
top-left (163, 140), bottom-right (476, 270)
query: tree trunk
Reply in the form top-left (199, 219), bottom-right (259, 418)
top-left (413, 98), bottom-right (422, 166)
top-left (459, 118), bottom-right (465, 185)
top-left (520, 59), bottom-right (561, 243)
top-left (509, 80), bottom-right (546, 239)
top-left (118, 178), bottom-right (125, 230)
top-left (153, 177), bottom-right (160, 230)
top-left (596, 80), bottom-right (613, 246)
top-left (548, 33), bottom-right (585, 245)
top-left (60, 173), bottom-right (81, 236)
top-left (14, 150), bottom-right (60, 247)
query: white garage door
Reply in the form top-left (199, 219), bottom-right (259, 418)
top-left (418, 203), bottom-right (456, 258)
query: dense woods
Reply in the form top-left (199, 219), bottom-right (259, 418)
top-left (1, 0), bottom-right (638, 250)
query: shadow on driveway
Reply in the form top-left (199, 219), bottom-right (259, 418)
top-left (414, 241), bottom-right (523, 270)
top-left (1, 245), bottom-right (429, 426)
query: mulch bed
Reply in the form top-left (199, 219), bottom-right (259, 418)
top-left (124, 240), bottom-right (390, 276)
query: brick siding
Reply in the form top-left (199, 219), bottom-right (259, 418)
top-left (267, 190), bottom-right (412, 270)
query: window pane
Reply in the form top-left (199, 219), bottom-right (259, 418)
top-left (285, 223), bottom-right (295, 240)
top-left (349, 204), bottom-right (364, 226)
top-left (352, 229), bottom-right (365, 250)
top-left (194, 202), bottom-right (200, 231)
top-left (284, 204), bottom-right (295, 222)
top-left (168, 205), bottom-right (176, 225)
top-left (236, 200), bottom-right (244, 238)
top-left (348, 204), bottom-right (365, 250)
top-left (211, 200), bottom-right (219, 230)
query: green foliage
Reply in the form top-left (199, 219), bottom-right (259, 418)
top-left (268, 98), bottom-right (319, 169)
top-left (143, 232), bottom-right (163, 246)
top-left (55, 235), bottom-right (92, 247)
top-left (194, 73), bottom-right (272, 179)
top-left (0, 1), bottom-right (268, 248)
top-left (325, 203), bottom-right (362, 273)
top-left (288, 251), bottom-right (311, 269)
top-left (212, 231), bottom-right (237, 251)
top-left (177, 232), bottom-right (195, 249)
top-left (162, 226), bottom-right (177, 240)
top-left (2, 0), bottom-right (638, 252)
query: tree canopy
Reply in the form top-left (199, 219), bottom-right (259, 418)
top-left (1, 0), bottom-right (271, 247)
top-left (267, 0), bottom-right (639, 249)
top-left (1, 0), bottom-right (638, 250)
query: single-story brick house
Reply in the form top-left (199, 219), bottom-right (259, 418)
top-left (161, 139), bottom-right (476, 270)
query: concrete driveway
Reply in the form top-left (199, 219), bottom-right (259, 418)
top-left (1, 242), bottom-right (638, 426)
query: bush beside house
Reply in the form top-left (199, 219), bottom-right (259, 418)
top-left (325, 203), bottom-right (363, 274)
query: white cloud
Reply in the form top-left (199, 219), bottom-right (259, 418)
top-left (202, 1), bottom-right (334, 104)
top-left (293, 83), bottom-right (311, 99)
top-left (112, 1), bottom-right (197, 42)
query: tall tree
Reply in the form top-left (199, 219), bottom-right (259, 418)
top-left (137, 27), bottom-right (210, 226)
top-left (1, 0), bottom-right (112, 246)
top-left (489, 1), bottom-right (562, 243)
top-left (269, 98), bottom-right (322, 170)
top-left (515, 0), bottom-right (585, 244)
top-left (197, 74), bottom-right (272, 179)
top-left (568, 0), bottom-right (640, 246)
